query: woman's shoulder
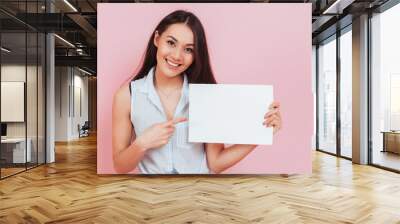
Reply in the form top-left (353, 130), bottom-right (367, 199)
top-left (113, 75), bottom-right (148, 106)
top-left (115, 82), bottom-right (130, 96)
top-left (113, 82), bottom-right (131, 110)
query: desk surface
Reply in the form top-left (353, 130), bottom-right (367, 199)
top-left (1, 138), bottom-right (27, 143)
top-left (381, 131), bottom-right (400, 134)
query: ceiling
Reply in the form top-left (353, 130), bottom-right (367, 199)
top-left (0, 0), bottom-right (392, 75)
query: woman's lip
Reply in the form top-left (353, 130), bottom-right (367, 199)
top-left (166, 59), bottom-right (181, 67)
top-left (165, 59), bottom-right (181, 70)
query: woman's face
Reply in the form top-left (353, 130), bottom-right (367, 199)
top-left (154, 23), bottom-right (194, 78)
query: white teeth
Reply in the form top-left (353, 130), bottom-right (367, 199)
top-left (166, 59), bottom-right (180, 67)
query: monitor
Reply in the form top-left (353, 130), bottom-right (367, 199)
top-left (1, 123), bottom-right (7, 137)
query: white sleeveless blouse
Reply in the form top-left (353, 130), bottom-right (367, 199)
top-left (130, 67), bottom-right (209, 174)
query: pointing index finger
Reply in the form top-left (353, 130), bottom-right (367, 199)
top-left (172, 117), bottom-right (187, 125)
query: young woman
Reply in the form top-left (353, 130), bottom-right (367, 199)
top-left (112, 10), bottom-right (282, 174)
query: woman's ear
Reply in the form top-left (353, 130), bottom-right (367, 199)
top-left (153, 31), bottom-right (160, 48)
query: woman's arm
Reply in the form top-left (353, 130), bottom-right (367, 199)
top-left (206, 101), bottom-right (282, 174)
top-left (205, 143), bottom-right (257, 174)
top-left (112, 84), bottom-right (146, 173)
top-left (112, 83), bottom-right (187, 173)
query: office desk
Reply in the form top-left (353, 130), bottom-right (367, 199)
top-left (381, 131), bottom-right (400, 154)
top-left (1, 138), bottom-right (32, 163)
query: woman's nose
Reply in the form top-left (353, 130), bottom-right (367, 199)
top-left (171, 48), bottom-right (182, 61)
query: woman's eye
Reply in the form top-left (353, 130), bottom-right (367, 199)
top-left (167, 40), bottom-right (175, 46)
top-left (185, 48), bottom-right (193, 54)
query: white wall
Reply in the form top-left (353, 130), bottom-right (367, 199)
top-left (55, 67), bottom-right (89, 141)
top-left (1, 64), bottom-right (46, 163)
top-left (1, 65), bottom-right (41, 137)
top-left (55, 66), bottom-right (69, 141)
top-left (72, 72), bottom-right (89, 138)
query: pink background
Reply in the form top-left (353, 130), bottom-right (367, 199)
top-left (97, 3), bottom-right (313, 174)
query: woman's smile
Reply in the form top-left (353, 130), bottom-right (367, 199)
top-left (165, 58), bottom-right (182, 70)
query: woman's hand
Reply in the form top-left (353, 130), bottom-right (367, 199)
top-left (263, 101), bottom-right (282, 134)
top-left (205, 101), bottom-right (282, 174)
top-left (135, 117), bottom-right (187, 151)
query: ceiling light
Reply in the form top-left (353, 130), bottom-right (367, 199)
top-left (322, 0), bottom-right (354, 15)
top-left (78, 67), bottom-right (93, 76)
top-left (323, 0), bottom-right (341, 14)
top-left (63, 0), bottom-right (78, 12)
top-left (54, 34), bottom-right (75, 48)
top-left (1, 47), bottom-right (11, 53)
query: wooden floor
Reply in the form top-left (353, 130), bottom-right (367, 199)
top-left (0, 167), bottom-right (26, 178)
top-left (373, 150), bottom-right (400, 171)
top-left (1, 163), bottom-right (46, 178)
top-left (1, 135), bottom-right (400, 223)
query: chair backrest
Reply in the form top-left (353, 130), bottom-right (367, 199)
top-left (82, 121), bottom-right (90, 129)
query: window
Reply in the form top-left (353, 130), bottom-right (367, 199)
top-left (318, 36), bottom-right (337, 154)
top-left (340, 27), bottom-right (352, 158)
top-left (371, 2), bottom-right (400, 171)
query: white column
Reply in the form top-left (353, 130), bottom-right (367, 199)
top-left (46, 33), bottom-right (55, 163)
top-left (45, 0), bottom-right (55, 163)
top-left (352, 14), bottom-right (369, 164)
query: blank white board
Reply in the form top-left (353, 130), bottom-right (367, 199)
top-left (1, 82), bottom-right (25, 122)
top-left (188, 84), bottom-right (273, 145)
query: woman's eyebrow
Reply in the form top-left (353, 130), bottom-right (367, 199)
top-left (167, 35), bottom-right (178, 42)
top-left (167, 35), bottom-right (194, 46)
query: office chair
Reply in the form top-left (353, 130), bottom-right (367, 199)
top-left (79, 121), bottom-right (90, 138)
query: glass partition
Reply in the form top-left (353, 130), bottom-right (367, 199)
top-left (1, 30), bottom-right (28, 177)
top-left (371, 3), bottom-right (400, 171)
top-left (317, 35), bottom-right (337, 154)
top-left (0, 1), bottom-right (46, 179)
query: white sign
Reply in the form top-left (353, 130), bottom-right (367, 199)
top-left (189, 84), bottom-right (273, 145)
top-left (1, 82), bottom-right (25, 122)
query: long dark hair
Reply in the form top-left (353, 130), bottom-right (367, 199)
top-left (132, 10), bottom-right (217, 84)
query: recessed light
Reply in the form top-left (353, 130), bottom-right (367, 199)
top-left (54, 34), bottom-right (75, 48)
top-left (63, 0), bottom-right (78, 12)
top-left (78, 67), bottom-right (93, 76)
top-left (1, 47), bottom-right (11, 53)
